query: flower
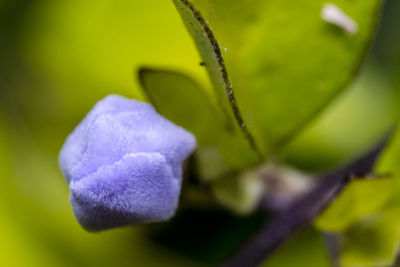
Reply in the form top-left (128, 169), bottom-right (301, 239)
top-left (58, 95), bottom-right (196, 231)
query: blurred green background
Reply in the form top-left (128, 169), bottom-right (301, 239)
top-left (0, 0), bottom-right (399, 266)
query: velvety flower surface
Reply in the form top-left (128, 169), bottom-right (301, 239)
top-left (59, 95), bottom-right (196, 231)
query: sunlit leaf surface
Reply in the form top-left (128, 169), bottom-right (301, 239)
top-left (340, 208), bottom-right (400, 267)
top-left (314, 176), bottom-right (394, 232)
top-left (173, 0), bottom-right (382, 155)
top-left (282, 62), bottom-right (399, 171)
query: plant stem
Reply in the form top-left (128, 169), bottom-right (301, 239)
top-left (222, 137), bottom-right (389, 267)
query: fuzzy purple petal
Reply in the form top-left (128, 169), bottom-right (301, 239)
top-left (59, 95), bottom-right (196, 231)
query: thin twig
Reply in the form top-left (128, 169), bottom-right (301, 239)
top-left (222, 135), bottom-right (390, 267)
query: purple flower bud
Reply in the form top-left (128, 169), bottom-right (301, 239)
top-left (59, 95), bottom-right (196, 231)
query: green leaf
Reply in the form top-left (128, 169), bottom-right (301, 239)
top-left (139, 67), bottom-right (219, 145)
top-left (172, 0), bottom-right (382, 154)
top-left (282, 62), bottom-right (399, 172)
top-left (138, 68), bottom-right (259, 179)
top-left (338, 107), bottom-right (399, 266)
top-left (172, 0), bottom-right (265, 159)
top-left (314, 176), bottom-right (394, 232)
top-left (340, 208), bottom-right (400, 267)
top-left (263, 228), bottom-right (330, 267)
top-left (372, 0), bottom-right (400, 75)
top-left (375, 123), bottom-right (400, 204)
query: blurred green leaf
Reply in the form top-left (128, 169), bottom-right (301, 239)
top-left (282, 62), bottom-right (399, 172)
top-left (372, 0), bottom-right (400, 74)
top-left (173, 0), bottom-right (382, 155)
top-left (139, 68), bottom-right (220, 145)
top-left (375, 123), bottom-right (400, 204)
top-left (317, 122), bottom-right (400, 266)
top-left (314, 176), bottom-right (394, 232)
top-left (139, 68), bottom-right (259, 179)
top-left (262, 228), bottom-right (330, 267)
top-left (340, 208), bottom-right (400, 267)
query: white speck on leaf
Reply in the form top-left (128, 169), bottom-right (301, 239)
top-left (321, 3), bottom-right (358, 35)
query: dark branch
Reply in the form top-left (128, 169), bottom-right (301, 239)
top-left (222, 135), bottom-right (391, 267)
